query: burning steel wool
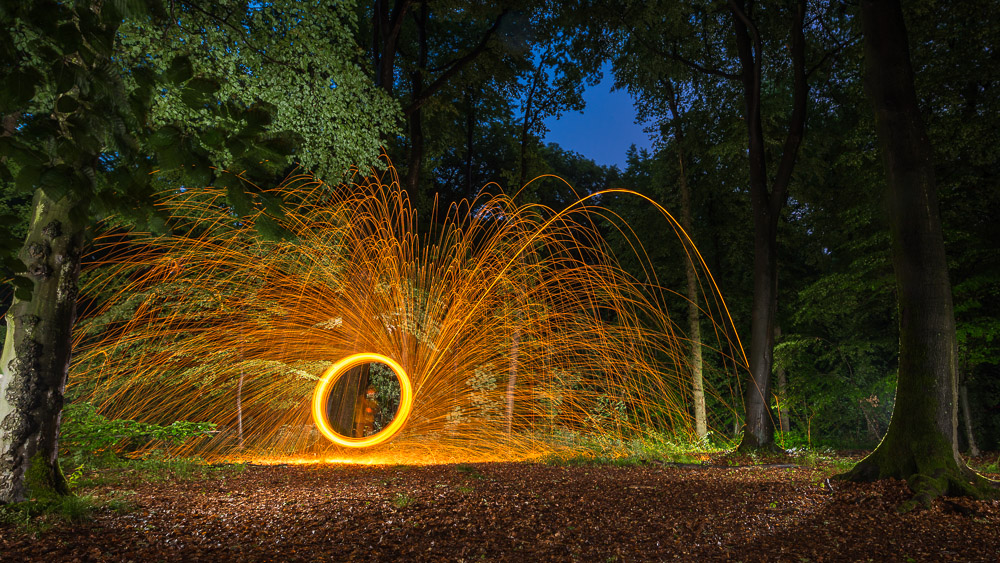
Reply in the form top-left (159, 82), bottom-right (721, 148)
top-left (69, 164), bottom-right (747, 464)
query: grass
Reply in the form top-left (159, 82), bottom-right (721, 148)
top-left (1, 453), bottom-right (245, 535)
top-left (454, 463), bottom-right (485, 479)
top-left (0, 490), bottom-right (136, 535)
top-left (392, 492), bottom-right (415, 508)
top-left (72, 455), bottom-right (247, 488)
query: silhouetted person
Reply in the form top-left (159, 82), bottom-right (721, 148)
top-left (352, 386), bottom-right (378, 437)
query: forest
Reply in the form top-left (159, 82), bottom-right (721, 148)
top-left (1, 0), bottom-right (999, 560)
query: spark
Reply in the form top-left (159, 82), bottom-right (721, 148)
top-left (70, 163), bottom-right (748, 463)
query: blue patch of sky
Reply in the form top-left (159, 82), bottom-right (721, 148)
top-left (541, 63), bottom-right (653, 170)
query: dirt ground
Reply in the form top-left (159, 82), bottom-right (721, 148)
top-left (3, 456), bottom-right (1000, 562)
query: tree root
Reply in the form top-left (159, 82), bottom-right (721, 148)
top-left (838, 457), bottom-right (1000, 513)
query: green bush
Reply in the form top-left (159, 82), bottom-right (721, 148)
top-left (60, 402), bottom-right (215, 465)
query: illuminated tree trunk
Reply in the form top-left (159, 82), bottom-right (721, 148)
top-left (505, 329), bottom-right (520, 436)
top-left (0, 189), bottom-right (85, 503)
top-left (664, 79), bottom-right (706, 439)
top-left (236, 367), bottom-right (245, 450)
top-left (775, 324), bottom-right (790, 433)
top-left (840, 0), bottom-right (992, 504)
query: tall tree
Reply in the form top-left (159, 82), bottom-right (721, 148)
top-left (0, 0), bottom-right (387, 503)
top-left (839, 0), bottom-right (996, 506)
top-left (727, 0), bottom-right (807, 450)
top-left (364, 1), bottom-right (512, 202)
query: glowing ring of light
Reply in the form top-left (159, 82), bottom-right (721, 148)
top-left (311, 353), bottom-right (413, 448)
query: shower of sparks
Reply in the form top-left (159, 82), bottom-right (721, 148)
top-left (69, 163), bottom-right (748, 464)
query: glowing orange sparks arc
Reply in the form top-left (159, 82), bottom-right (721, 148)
top-left (311, 353), bottom-right (414, 448)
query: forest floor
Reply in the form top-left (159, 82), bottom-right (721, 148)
top-left (2, 451), bottom-right (999, 562)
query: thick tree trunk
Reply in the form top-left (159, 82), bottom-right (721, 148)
top-left (840, 0), bottom-right (992, 504)
top-left (664, 80), bottom-right (706, 439)
top-left (0, 189), bottom-right (86, 503)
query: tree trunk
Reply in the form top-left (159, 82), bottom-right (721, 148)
top-left (373, 0), bottom-right (411, 95)
top-left (0, 189), bottom-right (86, 503)
top-left (775, 324), bottom-right (790, 433)
top-left (959, 380), bottom-right (979, 457)
top-left (840, 0), bottom-right (992, 505)
top-left (664, 80), bottom-right (706, 439)
top-left (518, 67), bottom-right (540, 189)
top-left (236, 366), bottom-right (245, 450)
top-left (404, 2), bottom-right (427, 200)
top-left (465, 90), bottom-right (476, 200)
top-left (505, 329), bottom-right (519, 436)
top-left (731, 0), bottom-right (807, 451)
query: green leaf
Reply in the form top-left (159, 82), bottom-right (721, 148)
top-left (14, 165), bottom-right (42, 193)
top-left (185, 159), bottom-right (212, 188)
top-left (255, 215), bottom-right (290, 241)
top-left (55, 22), bottom-right (81, 54)
top-left (199, 127), bottom-right (225, 148)
top-left (243, 103), bottom-right (275, 129)
top-left (180, 77), bottom-right (221, 109)
top-left (157, 144), bottom-right (187, 169)
top-left (163, 56), bottom-right (194, 84)
top-left (149, 126), bottom-right (181, 149)
top-left (39, 165), bottom-right (76, 201)
top-left (12, 275), bottom-right (33, 301)
top-left (225, 136), bottom-right (248, 158)
top-left (28, 1), bottom-right (61, 36)
top-left (1, 68), bottom-right (44, 111)
top-left (223, 178), bottom-right (253, 217)
top-left (132, 66), bottom-right (156, 92)
top-left (54, 61), bottom-right (76, 94)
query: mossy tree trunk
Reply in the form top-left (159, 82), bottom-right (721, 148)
top-left (840, 0), bottom-right (993, 505)
top-left (0, 189), bottom-right (86, 503)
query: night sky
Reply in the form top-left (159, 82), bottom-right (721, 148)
top-left (542, 64), bottom-right (653, 169)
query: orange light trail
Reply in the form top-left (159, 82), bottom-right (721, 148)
top-left (311, 352), bottom-right (413, 447)
top-left (68, 163), bottom-right (749, 463)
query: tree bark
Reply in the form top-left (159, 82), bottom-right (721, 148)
top-left (959, 379), bottom-right (979, 457)
top-left (775, 324), bottom-right (790, 433)
top-left (840, 0), bottom-right (992, 505)
top-left (518, 67), bottom-right (540, 189)
top-left (505, 329), bottom-right (519, 437)
top-left (730, 0), bottom-right (807, 451)
top-left (404, 2), bottom-right (428, 200)
top-left (465, 90), bottom-right (476, 200)
top-left (0, 189), bottom-right (86, 503)
top-left (373, 0), bottom-right (412, 95)
top-left (663, 80), bottom-right (706, 439)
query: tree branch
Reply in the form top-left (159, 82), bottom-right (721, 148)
top-left (771, 0), bottom-right (808, 212)
top-left (403, 10), bottom-right (509, 116)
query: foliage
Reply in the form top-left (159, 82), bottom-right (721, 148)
top-left (115, 0), bottom-right (398, 182)
top-left (0, 491), bottom-right (132, 534)
top-left (59, 402), bottom-right (215, 465)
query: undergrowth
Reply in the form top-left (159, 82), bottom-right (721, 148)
top-left (0, 491), bottom-right (135, 535)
